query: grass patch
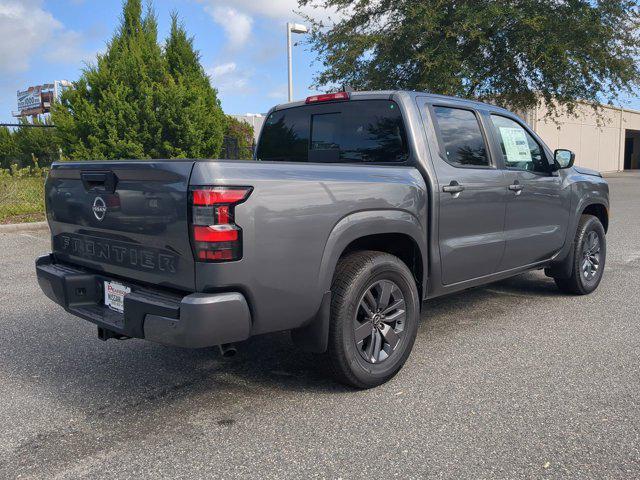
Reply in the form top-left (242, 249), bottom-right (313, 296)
top-left (0, 176), bottom-right (46, 224)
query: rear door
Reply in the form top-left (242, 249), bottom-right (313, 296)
top-left (425, 103), bottom-right (507, 285)
top-left (46, 161), bottom-right (196, 291)
top-left (486, 114), bottom-right (571, 270)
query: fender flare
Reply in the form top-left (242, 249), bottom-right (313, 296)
top-left (548, 195), bottom-right (609, 278)
top-left (317, 209), bottom-right (428, 294)
top-left (291, 209), bottom-right (428, 353)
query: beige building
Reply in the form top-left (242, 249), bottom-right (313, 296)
top-left (524, 102), bottom-right (640, 173)
top-left (229, 114), bottom-right (265, 143)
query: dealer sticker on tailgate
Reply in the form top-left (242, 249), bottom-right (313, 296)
top-left (104, 281), bottom-right (131, 313)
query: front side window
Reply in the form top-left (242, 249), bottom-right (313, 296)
top-left (491, 115), bottom-right (549, 173)
top-left (432, 106), bottom-right (490, 167)
top-left (256, 100), bottom-right (408, 163)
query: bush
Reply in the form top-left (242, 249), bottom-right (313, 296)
top-left (0, 173), bottom-right (46, 223)
top-left (0, 123), bottom-right (60, 170)
top-left (13, 121), bottom-right (60, 167)
top-left (0, 126), bottom-right (19, 170)
top-left (223, 116), bottom-right (254, 160)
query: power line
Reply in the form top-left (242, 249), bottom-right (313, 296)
top-left (0, 123), bottom-right (56, 128)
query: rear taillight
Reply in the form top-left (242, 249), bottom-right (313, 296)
top-left (189, 186), bottom-right (252, 262)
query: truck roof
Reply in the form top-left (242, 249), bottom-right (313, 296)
top-left (271, 90), bottom-right (514, 116)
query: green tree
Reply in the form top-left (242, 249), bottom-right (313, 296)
top-left (54, 0), bottom-right (165, 159)
top-left (160, 13), bottom-right (225, 158)
top-left (53, 0), bottom-right (225, 160)
top-left (0, 127), bottom-right (19, 170)
top-left (13, 120), bottom-right (60, 167)
top-left (1, 121), bottom-right (61, 171)
top-left (301, 0), bottom-right (640, 115)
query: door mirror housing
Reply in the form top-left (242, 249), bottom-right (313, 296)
top-left (554, 149), bottom-right (575, 169)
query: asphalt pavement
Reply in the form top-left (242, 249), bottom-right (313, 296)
top-left (0, 175), bottom-right (638, 479)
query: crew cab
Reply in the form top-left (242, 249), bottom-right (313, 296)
top-left (36, 91), bottom-right (609, 388)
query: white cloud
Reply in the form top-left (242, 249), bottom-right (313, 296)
top-left (207, 62), bottom-right (253, 96)
top-left (0, 0), bottom-right (93, 74)
top-left (48, 30), bottom-right (96, 65)
top-left (0, 0), bottom-right (60, 73)
top-left (205, 6), bottom-right (253, 49)
top-left (200, 0), bottom-right (338, 23)
top-left (209, 62), bottom-right (238, 77)
top-left (198, 0), bottom-right (342, 50)
top-left (198, 0), bottom-right (341, 110)
top-left (214, 0), bottom-right (301, 19)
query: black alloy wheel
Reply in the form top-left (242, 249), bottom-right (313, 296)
top-left (353, 279), bottom-right (406, 364)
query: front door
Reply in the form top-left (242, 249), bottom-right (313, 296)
top-left (487, 114), bottom-right (571, 271)
top-left (427, 104), bottom-right (507, 285)
top-left (625, 137), bottom-right (633, 170)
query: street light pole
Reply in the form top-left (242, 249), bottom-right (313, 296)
top-left (286, 22), bottom-right (308, 102)
top-left (287, 22), bottom-right (293, 102)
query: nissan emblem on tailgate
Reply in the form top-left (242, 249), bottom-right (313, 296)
top-left (92, 196), bottom-right (107, 221)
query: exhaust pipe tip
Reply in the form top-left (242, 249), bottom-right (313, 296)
top-left (218, 343), bottom-right (237, 358)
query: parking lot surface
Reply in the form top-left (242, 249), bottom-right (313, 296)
top-left (1, 176), bottom-right (639, 479)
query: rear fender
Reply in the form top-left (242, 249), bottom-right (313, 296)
top-left (292, 210), bottom-right (427, 353)
top-left (318, 209), bottom-right (428, 295)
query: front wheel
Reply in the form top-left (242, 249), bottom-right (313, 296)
top-left (554, 214), bottom-right (606, 295)
top-left (326, 251), bottom-right (420, 388)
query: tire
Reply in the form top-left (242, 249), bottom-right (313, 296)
top-left (326, 250), bottom-right (420, 388)
top-left (554, 214), bottom-right (606, 295)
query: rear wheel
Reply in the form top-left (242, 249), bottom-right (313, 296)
top-left (554, 214), bottom-right (606, 295)
top-left (326, 251), bottom-right (420, 388)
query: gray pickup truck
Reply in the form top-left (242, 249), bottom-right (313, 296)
top-left (36, 91), bottom-right (609, 388)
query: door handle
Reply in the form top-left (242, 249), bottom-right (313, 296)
top-left (443, 181), bottom-right (464, 194)
top-left (81, 170), bottom-right (118, 193)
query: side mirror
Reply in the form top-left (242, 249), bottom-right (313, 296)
top-left (554, 149), bottom-right (575, 169)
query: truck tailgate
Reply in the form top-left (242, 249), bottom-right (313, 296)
top-left (46, 161), bottom-right (196, 291)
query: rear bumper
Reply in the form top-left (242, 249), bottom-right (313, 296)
top-left (35, 254), bottom-right (251, 348)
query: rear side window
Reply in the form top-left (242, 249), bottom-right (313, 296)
top-left (256, 100), bottom-right (408, 163)
top-left (255, 107), bottom-right (310, 162)
top-left (432, 106), bottom-right (489, 167)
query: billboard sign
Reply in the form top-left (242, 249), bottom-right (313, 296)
top-left (17, 86), bottom-right (44, 112)
top-left (14, 81), bottom-right (70, 117)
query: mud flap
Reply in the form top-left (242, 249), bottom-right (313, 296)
top-left (290, 291), bottom-right (331, 353)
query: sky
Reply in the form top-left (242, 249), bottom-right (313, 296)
top-left (1, 0), bottom-right (639, 124)
top-left (0, 0), bottom-right (331, 123)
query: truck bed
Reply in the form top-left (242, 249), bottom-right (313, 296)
top-left (45, 159), bottom-right (427, 336)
